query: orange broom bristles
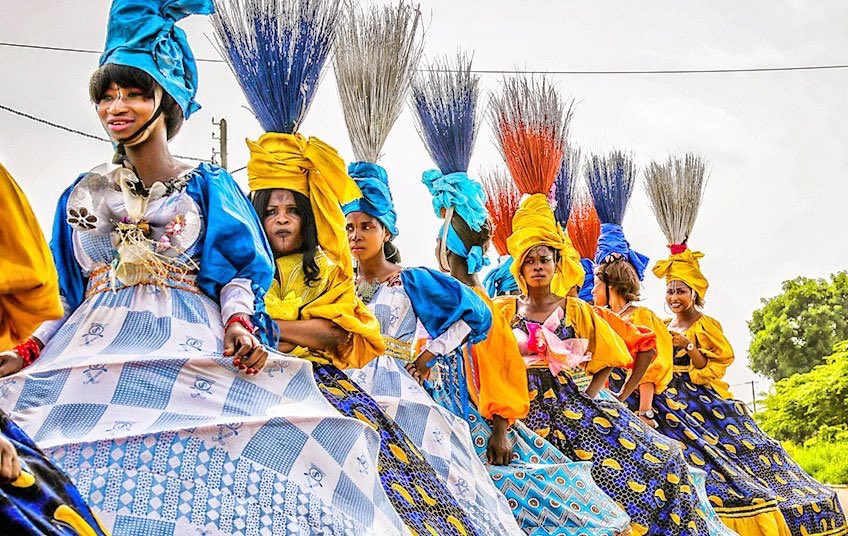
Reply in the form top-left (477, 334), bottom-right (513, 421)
top-left (567, 197), bottom-right (600, 260)
top-left (481, 167), bottom-right (520, 256)
top-left (489, 76), bottom-right (574, 196)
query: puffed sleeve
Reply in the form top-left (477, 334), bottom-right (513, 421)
top-left (567, 298), bottom-right (631, 374)
top-left (468, 288), bottom-right (529, 424)
top-left (592, 306), bottom-right (656, 366)
top-left (686, 315), bottom-right (734, 398)
top-left (0, 165), bottom-right (64, 349)
top-left (185, 164), bottom-right (277, 345)
top-left (630, 307), bottom-right (673, 393)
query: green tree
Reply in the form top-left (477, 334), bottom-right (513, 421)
top-left (755, 340), bottom-right (848, 444)
top-left (748, 272), bottom-right (848, 381)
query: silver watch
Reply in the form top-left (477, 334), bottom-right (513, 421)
top-left (685, 342), bottom-right (695, 352)
top-left (637, 410), bottom-right (656, 419)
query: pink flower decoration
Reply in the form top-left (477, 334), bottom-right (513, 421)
top-left (166, 215), bottom-right (186, 237)
top-left (155, 235), bottom-right (172, 253)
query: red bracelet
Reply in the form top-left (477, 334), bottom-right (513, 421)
top-left (13, 339), bottom-right (41, 368)
top-left (225, 315), bottom-right (256, 334)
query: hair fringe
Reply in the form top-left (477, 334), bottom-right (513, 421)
top-left (480, 166), bottom-right (520, 256)
top-left (644, 152), bottom-right (707, 245)
top-left (566, 187), bottom-right (600, 260)
top-left (585, 150), bottom-right (637, 225)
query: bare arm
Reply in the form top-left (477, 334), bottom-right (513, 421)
top-left (276, 318), bottom-right (348, 353)
top-left (616, 348), bottom-right (656, 401)
top-left (586, 366), bottom-right (612, 399)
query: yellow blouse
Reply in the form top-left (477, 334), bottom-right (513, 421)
top-left (628, 306), bottom-right (673, 394)
top-left (267, 251), bottom-right (385, 369)
top-left (675, 315), bottom-right (734, 399)
top-left (493, 296), bottom-right (631, 375)
top-left (0, 164), bottom-right (63, 350)
top-left (466, 288), bottom-right (529, 425)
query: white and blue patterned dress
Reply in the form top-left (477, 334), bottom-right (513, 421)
top-left (348, 269), bottom-right (523, 535)
top-left (0, 163), bottom-right (408, 536)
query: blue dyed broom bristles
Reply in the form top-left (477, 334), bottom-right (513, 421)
top-left (211, 0), bottom-right (341, 134)
top-left (585, 150), bottom-right (637, 225)
top-left (411, 52), bottom-right (480, 174)
top-left (553, 146), bottom-right (582, 226)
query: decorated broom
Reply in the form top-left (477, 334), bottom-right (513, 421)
top-left (333, 1), bottom-right (423, 265)
top-left (567, 186), bottom-right (601, 301)
top-left (644, 153), bottom-right (707, 252)
top-left (553, 146), bottom-right (583, 227)
top-left (334, 2), bottom-right (423, 164)
top-left (211, 0), bottom-right (341, 134)
top-left (585, 150), bottom-right (649, 280)
top-left (490, 75), bottom-right (574, 197)
top-left (481, 166), bottom-right (521, 296)
top-left (413, 52), bottom-right (490, 274)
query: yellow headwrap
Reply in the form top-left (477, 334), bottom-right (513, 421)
top-left (652, 248), bottom-right (709, 300)
top-left (247, 132), bottom-right (362, 278)
top-left (506, 194), bottom-right (585, 296)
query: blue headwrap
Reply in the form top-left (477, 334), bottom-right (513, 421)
top-left (594, 223), bottom-right (650, 281)
top-left (484, 256), bottom-right (519, 297)
top-left (342, 162), bottom-right (399, 237)
top-left (578, 258), bottom-right (595, 302)
top-left (100, 0), bottom-right (213, 119)
top-left (422, 170), bottom-right (488, 232)
top-left (440, 225), bottom-right (491, 274)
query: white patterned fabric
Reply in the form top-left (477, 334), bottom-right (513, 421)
top-left (349, 279), bottom-right (523, 535)
top-left (0, 167), bottom-right (407, 536)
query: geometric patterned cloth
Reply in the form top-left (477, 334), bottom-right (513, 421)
top-left (511, 315), bottom-right (714, 536)
top-left (0, 170), bottom-right (407, 535)
top-left (351, 279), bottom-right (524, 535)
top-left (655, 358), bottom-right (848, 536)
top-left (431, 370), bottom-right (632, 535)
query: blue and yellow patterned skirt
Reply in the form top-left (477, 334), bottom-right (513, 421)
top-left (312, 362), bottom-right (478, 536)
top-left (660, 369), bottom-right (846, 536)
top-left (524, 366), bottom-right (711, 536)
top-left (1, 411), bottom-right (108, 535)
top-left (611, 367), bottom-right (793, 535)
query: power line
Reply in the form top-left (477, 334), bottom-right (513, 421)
top-left (0, 103), bottom-right (211, 162)
top-left (3, 41), bottom-right (848, 75)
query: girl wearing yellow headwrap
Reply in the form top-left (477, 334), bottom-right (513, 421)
top-left (494, 193), bottom-right (716, 536)
top-left (654, 245), bottom-right (845, 536)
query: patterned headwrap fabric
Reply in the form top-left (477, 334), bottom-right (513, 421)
top-left (422, 170), bottom-right (488, 232)
top-left (578, 258), bottom-right (595, 302)
top-left (99, 0), bottom-right (213, 118)
top-left (247, 132), bottom-right (362, 278)
top-left (506, 194), bottom-right (584, 296)
top-left (341, 162), bottom-right (399, 237)
top-left (652, 246), bottom-right (709, 299)
top-left (484, 256), bottom-right (519, 297)
top-left (594, 223), bottom-right (650, 281)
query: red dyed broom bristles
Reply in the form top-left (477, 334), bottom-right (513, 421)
top-left (481, 167), bottom-right (520, 256)
top-left (490, 76), bottom-right (574, 196)
top-left (567, 194), bottom-right (601, 260)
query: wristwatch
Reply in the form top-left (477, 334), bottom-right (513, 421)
top-left (685, 342), bottom-right (695, 352)
top-left (637, 410), bottom-right (656, 419)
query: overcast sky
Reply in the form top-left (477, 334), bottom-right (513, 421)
top-left (2, 0), bottom-right (847, 403)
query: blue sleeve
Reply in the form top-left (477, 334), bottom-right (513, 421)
top-left (186, 164), bottom-right (277, 345)
top-left (50, 174), bottom-right (88, 312)
top-left (400, 267), bottom-right (492, 344)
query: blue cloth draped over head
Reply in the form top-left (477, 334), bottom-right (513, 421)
top-left (99, 0), bottom-right (214, 119)
top-left (422, 170), bottom-right (488, 232)
top-left (594, 223), bottom-right (650, 281)
top-left (342, 162), bottom-right (399, 237)
top-left (578, 258), bottom-right (595, 302)
top-left (440, 225), bottom-right (491, 274)
top-left (484, 256), bottom-right (519, 297)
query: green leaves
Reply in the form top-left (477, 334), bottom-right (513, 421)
top-left (748, 272), bottom-right (848, 381)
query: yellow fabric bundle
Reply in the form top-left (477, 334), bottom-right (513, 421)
top-left (247, 132), bottom-right (361, 278)
top-left (506, 194), bottom-right (584, 297)
top-left (0, 163), bottom-right (64, 349)
top-left (678, 315), bottom-right (734, 398)
top-left (269, 251), bottom-right (385, 369)
top-left (652, 248), bottom-right (709, 300)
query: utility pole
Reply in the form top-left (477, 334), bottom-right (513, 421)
top-left (750, 380), bottom-right (757, 414)
top-left (212, 117), bottom-right (228, 170)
